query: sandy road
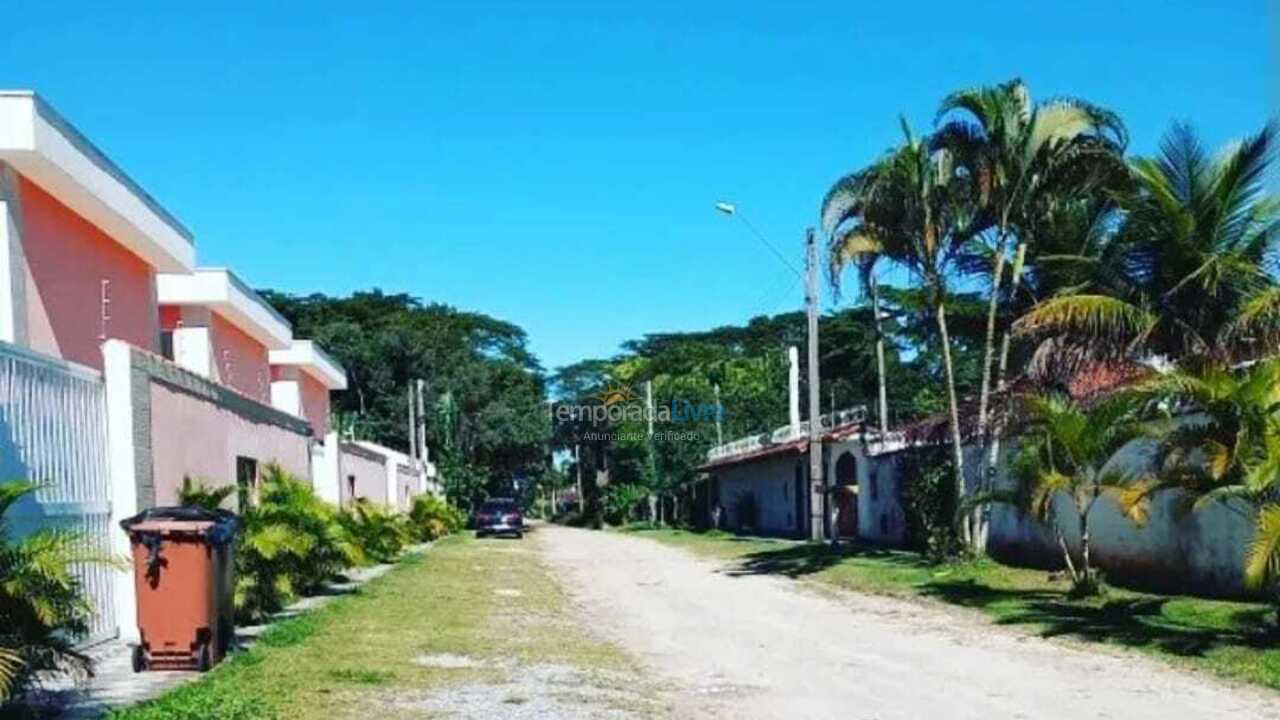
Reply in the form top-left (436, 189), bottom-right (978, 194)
top-left (538, 525), bottom-right (1280, 720)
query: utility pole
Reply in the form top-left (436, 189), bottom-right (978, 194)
top-left (645, 380), bottom-right (658, 524)
top-left (407, 382), bottom-right (417, 460)
top-left (713, 383), bottom-right (723, 446)
top-left (806, 228), bottom-right (825, 542)
top-left (419, 379), bottom-right (430, 461)
top-left (574, 443), bottom-right (584, 514)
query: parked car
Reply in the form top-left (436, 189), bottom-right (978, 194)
top-left (474, 498), bottom-right (524, 538)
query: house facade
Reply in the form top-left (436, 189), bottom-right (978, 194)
top-left (0, 90), bottom-right (438, 646)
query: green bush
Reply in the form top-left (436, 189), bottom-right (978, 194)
top-left (0, 480), bottom-right (118, 704)
top-left (338, 499), bottom-right (411, 564)
top-left (603, 484), bottom-right (649, 526)
top-left (232, 465), bottom-right (358, 623)
top-left (407, 494), bottom-right (464, 542)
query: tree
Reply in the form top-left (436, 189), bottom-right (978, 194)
top-left (822, 119), bottom-right (977, 543)
top-left (1123, 361), bottom-right (1280, 617)
top-left (934, 79), bottom-right (1128, 547)
top-left (1015, 123), bottom-right (1278, 367)
top-left (1009, 394), bottom-right (1145, 596)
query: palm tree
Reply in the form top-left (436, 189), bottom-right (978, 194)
top-left (826, 185), bottom-right (890, 438)
top-left (1122, 361), bottom-right (1280, 615)
top-left (1, 480), bottom-right (115, 701)
top-left (1016, 122), bottom-right (1278, 366)
top-left (1009, 394), bottom-right (1145, 596)
top-left (822, 119), bottom-right (976, 538)
top-left (934, 79), bottom-right (1128, 545)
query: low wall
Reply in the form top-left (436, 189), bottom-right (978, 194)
top-left (340, 442), bottom-right (387, 506)
top-left (124, 347), bottom-right (312, 508)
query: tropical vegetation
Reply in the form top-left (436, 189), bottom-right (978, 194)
top-left (0, 480), bottom-right (116, 703)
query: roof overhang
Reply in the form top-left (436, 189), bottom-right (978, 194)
top-left (0, 91), bottom-right (195, 272)
top-left (156, 268), bottom-right (293, 350)
top-left (269, 339), bottom-right (348, 390)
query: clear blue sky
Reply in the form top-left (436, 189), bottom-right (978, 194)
top-left (3, 2), bottom-right (1273, 371)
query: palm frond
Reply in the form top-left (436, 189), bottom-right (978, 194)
top-left (1245, 504), bottom-right (1280, 591)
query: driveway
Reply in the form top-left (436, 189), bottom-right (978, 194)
top-left (539, 525), bottom-right (1280, 720)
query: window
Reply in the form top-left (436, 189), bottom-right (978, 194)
top-left (347, 475), bottom-right (356, 503)
top-left (236, 456), bottom-right (259, 511)
top-left (160, 331), bottom-right (175, 361)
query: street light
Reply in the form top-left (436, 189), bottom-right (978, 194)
top-left (713, 200), bottom-right (803, 279)
top-left (713, 200), bottom-right (826, 542)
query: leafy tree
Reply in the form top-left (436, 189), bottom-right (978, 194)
top-left (262, 289), bottom-right (551, 507)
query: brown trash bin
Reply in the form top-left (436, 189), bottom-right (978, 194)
top-left (120, 507), bottom-right (240, 672)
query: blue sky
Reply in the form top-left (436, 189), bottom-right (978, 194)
top-left (2, 2), bottom-right (1273, 371)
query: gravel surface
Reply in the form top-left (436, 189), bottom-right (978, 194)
top-left (539, 525), bottom-right (1280, 720)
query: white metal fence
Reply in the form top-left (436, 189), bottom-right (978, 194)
top-left (0, 341), bottom-right (116, 646)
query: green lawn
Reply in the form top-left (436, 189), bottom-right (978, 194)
top-left (111, 533), bottom-right (661, 720)
top-left (622, 527), bottom-right (1280, 691)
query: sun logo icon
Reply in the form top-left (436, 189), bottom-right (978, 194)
top-left (594, 382), bottom-right (638, 407)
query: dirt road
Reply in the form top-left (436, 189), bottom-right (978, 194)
top-left (539, 525), bottom-right (1280, 720)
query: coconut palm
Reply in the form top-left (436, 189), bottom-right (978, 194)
top-left (934, 79), bottom-right (1129, 546)
top-left (1010, 394), bottom-right (1145, 596)
top-left (822, 119), bottom-right (977, 536)
top-left (1, 480), bottom-right (116, 702)
top-left (1122, 360), bottom-right (1280, 614)
top-left (1016, 122), bottom-right (1278, 366)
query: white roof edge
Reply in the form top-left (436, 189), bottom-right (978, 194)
top-left (0, 91), bottom-right (195, 271)
top-left (156, 268), bottom-right (293, 350)
top-left (351, 440), bottom-right (414, 466)
top-left (268, 339), bottom-right (348, 390)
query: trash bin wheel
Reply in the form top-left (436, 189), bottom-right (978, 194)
top-left (196, 642), bottom-right (211, 672)
top-left (131, 645), bottom-right (146, 673)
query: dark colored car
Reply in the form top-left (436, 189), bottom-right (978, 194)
top-left (475, 498), bottom-right (524, 538)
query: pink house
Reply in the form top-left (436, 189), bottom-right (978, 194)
top-left (156, 268), bottom-right (293, 404)
top-left (268, 339), bottom-right (347, 438)
top-left (0, 91), bottom-right (195, 360)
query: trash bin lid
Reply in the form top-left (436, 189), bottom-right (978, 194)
top-left (120, 506), bottom-right (240, 544)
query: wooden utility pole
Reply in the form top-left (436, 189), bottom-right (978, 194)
top-left (806, 228), bottom-right (825, 542)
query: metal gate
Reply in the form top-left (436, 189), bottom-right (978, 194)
top-left (0, 341), bottom-right (116, 646)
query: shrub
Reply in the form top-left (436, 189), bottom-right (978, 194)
top-left (0, 480), bottom-right (118, 703)
top-left (898, 449), bottom-right (961, 563)
top-left (407, 495), bottom-right (464, 542)
top-left (338, 499), bottom-right (411, 564)
top-left (603, 484), bottom-right (649, 526)
top-left (177, 476), bottom-right (236, 511)
top-left (232, 465), bottom-right (357, 623)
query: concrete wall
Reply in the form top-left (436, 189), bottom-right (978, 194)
top-left (980, 436), bottom-right (1257, 598)
top-left (14, 173), bottom-right (158, 369)
top-left (149, 381), bottom-right (310, 506)
top-left (860, 452), bottom-right (909, 545)
top-left (710, 451), bottom-right (807, 537)
top-left (340, 442), bottom-right (387, 506)
top-left (395, 463), bottom-right (417, 511)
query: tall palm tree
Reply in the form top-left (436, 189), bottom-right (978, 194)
top-left (1016, 122), bottom-right (1278, 365)
top-left (935, 80), bottom-right (1128, 547)
top-left (826, 190), bottom-right (890, 438)
top-left (936, 79), bottom-right (1128, 443)
top-left (822, 119), bottom-right (976, 537)
top-left (1010, 393), bottom-right (1145, 596)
